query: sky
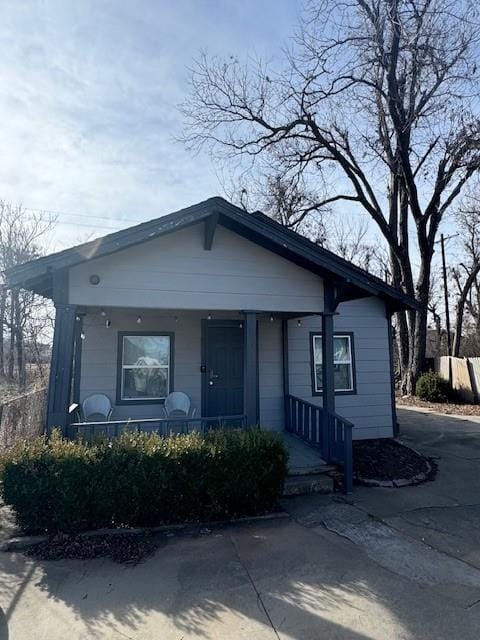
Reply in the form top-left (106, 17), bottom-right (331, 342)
top-left (0, 0), bottom-right (301, 249)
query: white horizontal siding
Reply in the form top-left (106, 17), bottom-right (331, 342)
top-left (69, 223), bottom-right (324, 313)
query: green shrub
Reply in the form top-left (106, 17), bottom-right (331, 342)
top-left (0, 428), bottom-right (288, 534)
top-left (415, 372), bottom-right (451, 402)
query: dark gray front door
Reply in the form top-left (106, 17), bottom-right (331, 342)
top-left (203, 321), bottom-right (244, 417)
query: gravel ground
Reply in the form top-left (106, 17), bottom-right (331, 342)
top-left (396, 394), bottom-right (480, 416)
top-left (23, 532), bottom-right (158, 564)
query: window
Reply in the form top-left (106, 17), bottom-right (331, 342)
top-left (311, 333), bottom-right (355, 394)
top-left (117, 333), bottom-right (173, 403)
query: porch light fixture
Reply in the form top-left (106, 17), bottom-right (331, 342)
top-left (136, 315), bottom-right (142, 324)
top-left (207, 313), bottom-right (212, 320)
top-left (239, 322), bottom-right (243, 328)
top-left (105, 319), bottom-right (111, 328)
top-left (269, 314), bottom-right (274, 322)
top-left (100, 308), bottom-right (106, 317)
top-left (80, 330), bottom-right (86, 340)
top-left (297, 319), bottom-right (302, 326)
top-left (174, 315), bottom-right (178, 322)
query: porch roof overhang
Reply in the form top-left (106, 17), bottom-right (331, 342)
top-left (4, 196), bottom-right (418, 312)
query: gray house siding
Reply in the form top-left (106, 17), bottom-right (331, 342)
top-left (79, 309), bottom-right (285, 428)
top-left (78, 297), bottom-right (394, 438)
top-left (258, 317), bottom-right (284, 431)
top-left (288, 297), bottom-right (394, 439)
top-left (69, 223), bottom-right (324, 314)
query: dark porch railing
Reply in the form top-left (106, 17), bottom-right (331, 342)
top-left (285, 394), bottom-right (353, 493)
top-left (67, 414), bottom-right (247, 440)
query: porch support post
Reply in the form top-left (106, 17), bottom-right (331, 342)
top-left (322, 283), bottom-right (336, 462)
top-left (72, 313), bottom-right (84, 405)
top-left (282, 318), bottom-right (290, 430)
top-left (243, 311), bottom-right (259, 426)
top-left (46, 270), bottom-right (76, 435)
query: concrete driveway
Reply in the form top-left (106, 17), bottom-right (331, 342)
top-left (1, 407), bottom-right (480, 639)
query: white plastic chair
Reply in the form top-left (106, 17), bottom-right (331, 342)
top-left (82, 394), bottom-right (113, 422)
top-left (163, 392), bottom-right (196, 435)
top-left (164, 391), bottom-right (197, 417)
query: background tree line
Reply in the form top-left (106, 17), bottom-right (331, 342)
top-left (0, 202), bottom-right (53, 391)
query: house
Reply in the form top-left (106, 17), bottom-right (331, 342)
top-left (5, 197), bottom-right (417, 491)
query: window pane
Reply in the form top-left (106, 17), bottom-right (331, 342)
top-left (122, 367), bottom-right (168, 399)
top-left (314, 336), bottom-right (322, 364)
top-left (334, 337), bottom-right (350, 363)
top-left (334, 363), bottom-right (351, 390)
top-left (315, 365), bottom-right (323, 391)
top-left (123, 335), bottom-right (170, 366)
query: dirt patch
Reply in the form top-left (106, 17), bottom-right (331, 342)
top-left (353, 438), bottom-right (435, 486)
top-left (396, 394), bottom-right (480, 416)
top-left (23, 532), bottom-right (158, 564)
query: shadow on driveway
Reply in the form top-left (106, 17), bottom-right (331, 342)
top-left (0, 408), bottom-right (480, 639)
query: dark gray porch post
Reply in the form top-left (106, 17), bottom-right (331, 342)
top-left (322, 283), bottom-right (336, 462)
top-left (46, 270), bottom-right (76, 435)
top-left (243, 311), bottom-right (258, 426)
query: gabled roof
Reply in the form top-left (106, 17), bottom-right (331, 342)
top-left (5, 196), bottom-right (418, 311)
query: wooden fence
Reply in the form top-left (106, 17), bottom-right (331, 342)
top-left (435, 356), bottom-right (480, 403)
top-left (0, 387), bottom-right (47, 449)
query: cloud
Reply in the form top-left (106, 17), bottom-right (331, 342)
top-left (0, 0), bottom-right (298, 249)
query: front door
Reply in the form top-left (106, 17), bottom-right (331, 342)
top-left (203, 321), bottom-right (244, 417)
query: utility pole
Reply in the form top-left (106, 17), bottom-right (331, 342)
top-left (440, 233), bottom-right (452, 356)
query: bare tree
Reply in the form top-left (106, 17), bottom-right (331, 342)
top-left (0, 202), bottom-right (54, 388)
top-left (181, 0), bottom-right (480, 393)
top-left (451, 198), bottom-right (480, 355)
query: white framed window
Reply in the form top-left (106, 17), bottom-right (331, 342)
top-left (311, 333), bottom-right (355, 394)
top-left (117, 333), bottom-right (172, 403)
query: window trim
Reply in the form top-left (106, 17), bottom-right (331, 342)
top-left (116, 331), bottom-right (174, 405)
top-left (309, 331), bottom-right (356, 396)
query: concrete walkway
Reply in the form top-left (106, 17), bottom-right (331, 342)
top-left (1, 408), bottom-right (480, 639)
top-left (281, 431), bottom-right (327, 475)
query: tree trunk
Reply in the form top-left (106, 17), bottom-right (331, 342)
top-left (14, 291), bottom-right (26, 388)
top-left (452, 264), bottom-right (480, 356)
top-left (0, 286), bottom-right (6, 378)
top-left (7, 291), bottom-right (15, 380)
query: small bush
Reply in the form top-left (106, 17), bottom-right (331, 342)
top-left (0, 428), bottom-right (288, 534)
top-left (415, 372), bottom-right (451, 403)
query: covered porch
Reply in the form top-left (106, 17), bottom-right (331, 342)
top-left (47, 285), bottom-right (353, 490)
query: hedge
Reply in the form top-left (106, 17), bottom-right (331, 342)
top-left (415, 371), bottom-right (452, 403)
top-left (0, 428), bottom-right (288, 534)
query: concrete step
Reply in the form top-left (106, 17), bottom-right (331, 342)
top-left (283, 473), bottom-right (334, 496)
top-left (288, 463), bottom-right (336, 477)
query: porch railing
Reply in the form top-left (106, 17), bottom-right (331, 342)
top-left (285, 394), bottom-right (353, 493)
top-left (67, 414), bottom-right (247, 440)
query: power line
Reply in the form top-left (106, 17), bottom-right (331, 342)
top-left (22, 206), bottom-right (143, 225)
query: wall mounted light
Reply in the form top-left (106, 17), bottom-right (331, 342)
top-left (100, 308), bottom-right (106, 317)
top-left (80, 330), bottom-right (86, 340)
top-left (207, 313), bottom-right (212, 321)
top-left (136, 315), bottom-right (142, 324)
top-left (269, 314), bottom-right (274, 322)
top-left (297, 319), bottom-right (302, 327)
top-left (89, 274), bottom-right (100, 285)
top-left (105, 319), bottom-right (111, 328)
